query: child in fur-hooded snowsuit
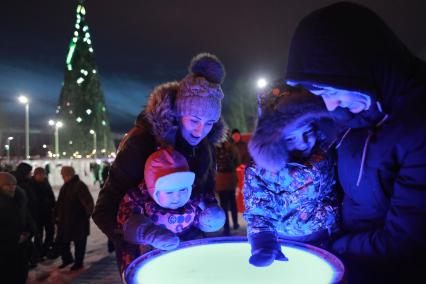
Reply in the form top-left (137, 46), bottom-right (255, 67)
top-left (244, 84), bottom-right (340, 267)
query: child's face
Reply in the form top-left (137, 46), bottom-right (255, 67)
top-left (284, 123), bottom-right (316, 159)
top-left (156, 187), bottom-right (191, 209)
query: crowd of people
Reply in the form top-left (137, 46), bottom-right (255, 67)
top-left (1, 2), bottom-right (425, 284)
top-left (0, 163), bottom-right (95, 284)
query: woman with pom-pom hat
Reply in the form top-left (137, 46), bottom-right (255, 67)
top-left (92, 53), bottom-right (228, 274)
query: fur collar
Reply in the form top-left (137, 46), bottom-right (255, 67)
top-left (141, 81), bottom-right (227, 146)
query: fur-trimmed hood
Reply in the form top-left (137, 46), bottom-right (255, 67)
top-left (140, 81), bottom-right (227, 147)
top-left (249, 85), bottom-right (336, 172)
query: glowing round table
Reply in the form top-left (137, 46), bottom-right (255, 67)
top-left (125, 236), bottom-right (345, 284)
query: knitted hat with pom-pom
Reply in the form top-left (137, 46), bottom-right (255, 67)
top-left (176, 53), bottom-right (225, 121)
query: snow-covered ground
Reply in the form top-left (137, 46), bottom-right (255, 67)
top-left (27, 184), bottom-right (112, 284)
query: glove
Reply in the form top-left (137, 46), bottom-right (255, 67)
top-left (143, 225), bottom-right (180, 250)
top-left (249, 231), bottom-right (288, 267)
top-left (197, 205), bottom-right (226, 232)
top-left (123, 214), bottom-right (180, 250)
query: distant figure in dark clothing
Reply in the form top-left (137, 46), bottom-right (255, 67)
top-left (231, 129), bottom-right (251, 214)
top-left (215, 138), bottom-right (240, 235)
top-left (31, 167), bottom-right (56, 258)
top-left (56, 166), bottom-right (94, 271)
top-left (231, 129), bottom-right (250, 166)
top-left (90, 162), bottom-right (101, 187)
top-left (100, 161), bottom-right (115, 253)
top-left (0, 172), bottom-right (36, 284)
top-left (100, 161), bottom-right (111, 188)
top-left (12, 162), bottom-right (40, 267)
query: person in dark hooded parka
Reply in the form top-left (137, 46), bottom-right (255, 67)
top-left (282, 2), bottom-right (426, 283)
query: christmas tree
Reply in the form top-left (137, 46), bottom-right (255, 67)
top-left (56, 1), bottom-right (115, 158)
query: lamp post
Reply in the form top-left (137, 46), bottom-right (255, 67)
top-left (6, 137), bottom-right (13, 163)
top-left (18, 95), bottom-right (30, 159)
top-left (49, 120), bottom-right (63, 159)
top-left (257, 78), bottom-right (268, 89)
top-left (90, 129), bottom-right (97, 158)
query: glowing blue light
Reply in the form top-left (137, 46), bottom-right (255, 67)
top-left (128, 239), bottom-right (342, 284)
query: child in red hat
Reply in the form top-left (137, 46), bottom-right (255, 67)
top-left (116, 147), bottom-right (225, 275)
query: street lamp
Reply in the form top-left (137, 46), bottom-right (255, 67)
top-left (257, 78), bottom-right (268, 89)
top-left (89, 129), bottom-right (97, 158)
top-left (49, 120), bottom-right (63, 158)
top-left (18, 95), bottom-right (30, 159)
top-left (5, 137), bottom-right (13, 163)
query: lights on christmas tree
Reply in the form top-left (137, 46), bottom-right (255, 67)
top-left (59, 2), bottom-right (114, 157)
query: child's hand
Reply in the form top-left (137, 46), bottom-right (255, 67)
top-left (248, 231), bottom-right (288, 267)
top-left (123, 214), bottom-right (180, 250)
top-left (249, 248), bottom-right (288, 267)
top-left (197, 204), bottom-right (226, 232)
top-left (144, 225), bottom-right (180, 250)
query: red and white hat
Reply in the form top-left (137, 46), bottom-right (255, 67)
top-left (144, 147), bottom-right (195, 203)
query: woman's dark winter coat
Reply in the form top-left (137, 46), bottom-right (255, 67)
top-left (56, 175), bottom-right (94, 242)
top-left (285, 2), bottom-right (426, 282)
top-left (92, 82), bottom-right (226, 243)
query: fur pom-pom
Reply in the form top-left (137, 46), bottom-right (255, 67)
top-left (189, 53), bottom-right (225, 84)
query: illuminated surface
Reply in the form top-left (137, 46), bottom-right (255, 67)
top-left (126, 237), bottom-right (344, 284)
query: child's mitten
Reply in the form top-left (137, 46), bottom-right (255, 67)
top-left (197, 204), bottom-right (226, 232)
top-left (249, 231), bottom-right (288, 267)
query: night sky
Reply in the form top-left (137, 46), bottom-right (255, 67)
top-left (1, 0), bottom-right (426, 135)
